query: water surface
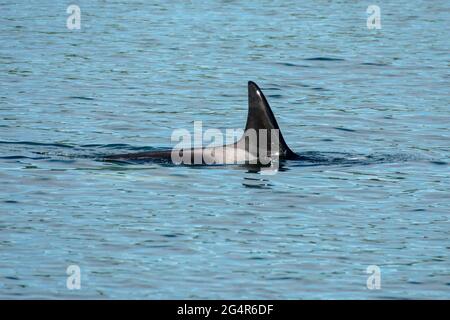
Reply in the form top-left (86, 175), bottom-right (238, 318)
top-left (0, 0), bottom-right (449, 299)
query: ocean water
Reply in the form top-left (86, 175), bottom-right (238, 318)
top-left (0, 0), bottom-right (449, 299)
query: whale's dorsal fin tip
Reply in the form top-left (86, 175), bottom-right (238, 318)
top-left (245, 81), bottom-right (279, 131)
top-left (241, 81), bottom-right (296, 158)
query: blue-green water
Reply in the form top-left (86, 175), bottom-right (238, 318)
top-left (0, 1), bottom-right (449, 299)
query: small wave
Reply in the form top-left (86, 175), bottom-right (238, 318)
top-left (360, 62), bottom-right (389, 66)
top-left (304, 57), bottom-right (345, 61)
top-left (290, 151), bottom-right (415, 167)
top-left (276, 62), bottom-right (311, 68)
top-left (68, 96), bottom-right (95, 101)
top-left (0, 155), bottom-right (49, 160)
top-left (334, 127), bottom-right (356, 132)
top-left (0, 141), bottom-right (73, 148)
top-left (429, 160), bottom-right (448, 165)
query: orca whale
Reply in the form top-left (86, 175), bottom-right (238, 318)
top-left (104, 81), bottom-right (299, 165)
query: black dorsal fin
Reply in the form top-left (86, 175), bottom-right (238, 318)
top-left (237, 81), bottom-right (296, 159)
